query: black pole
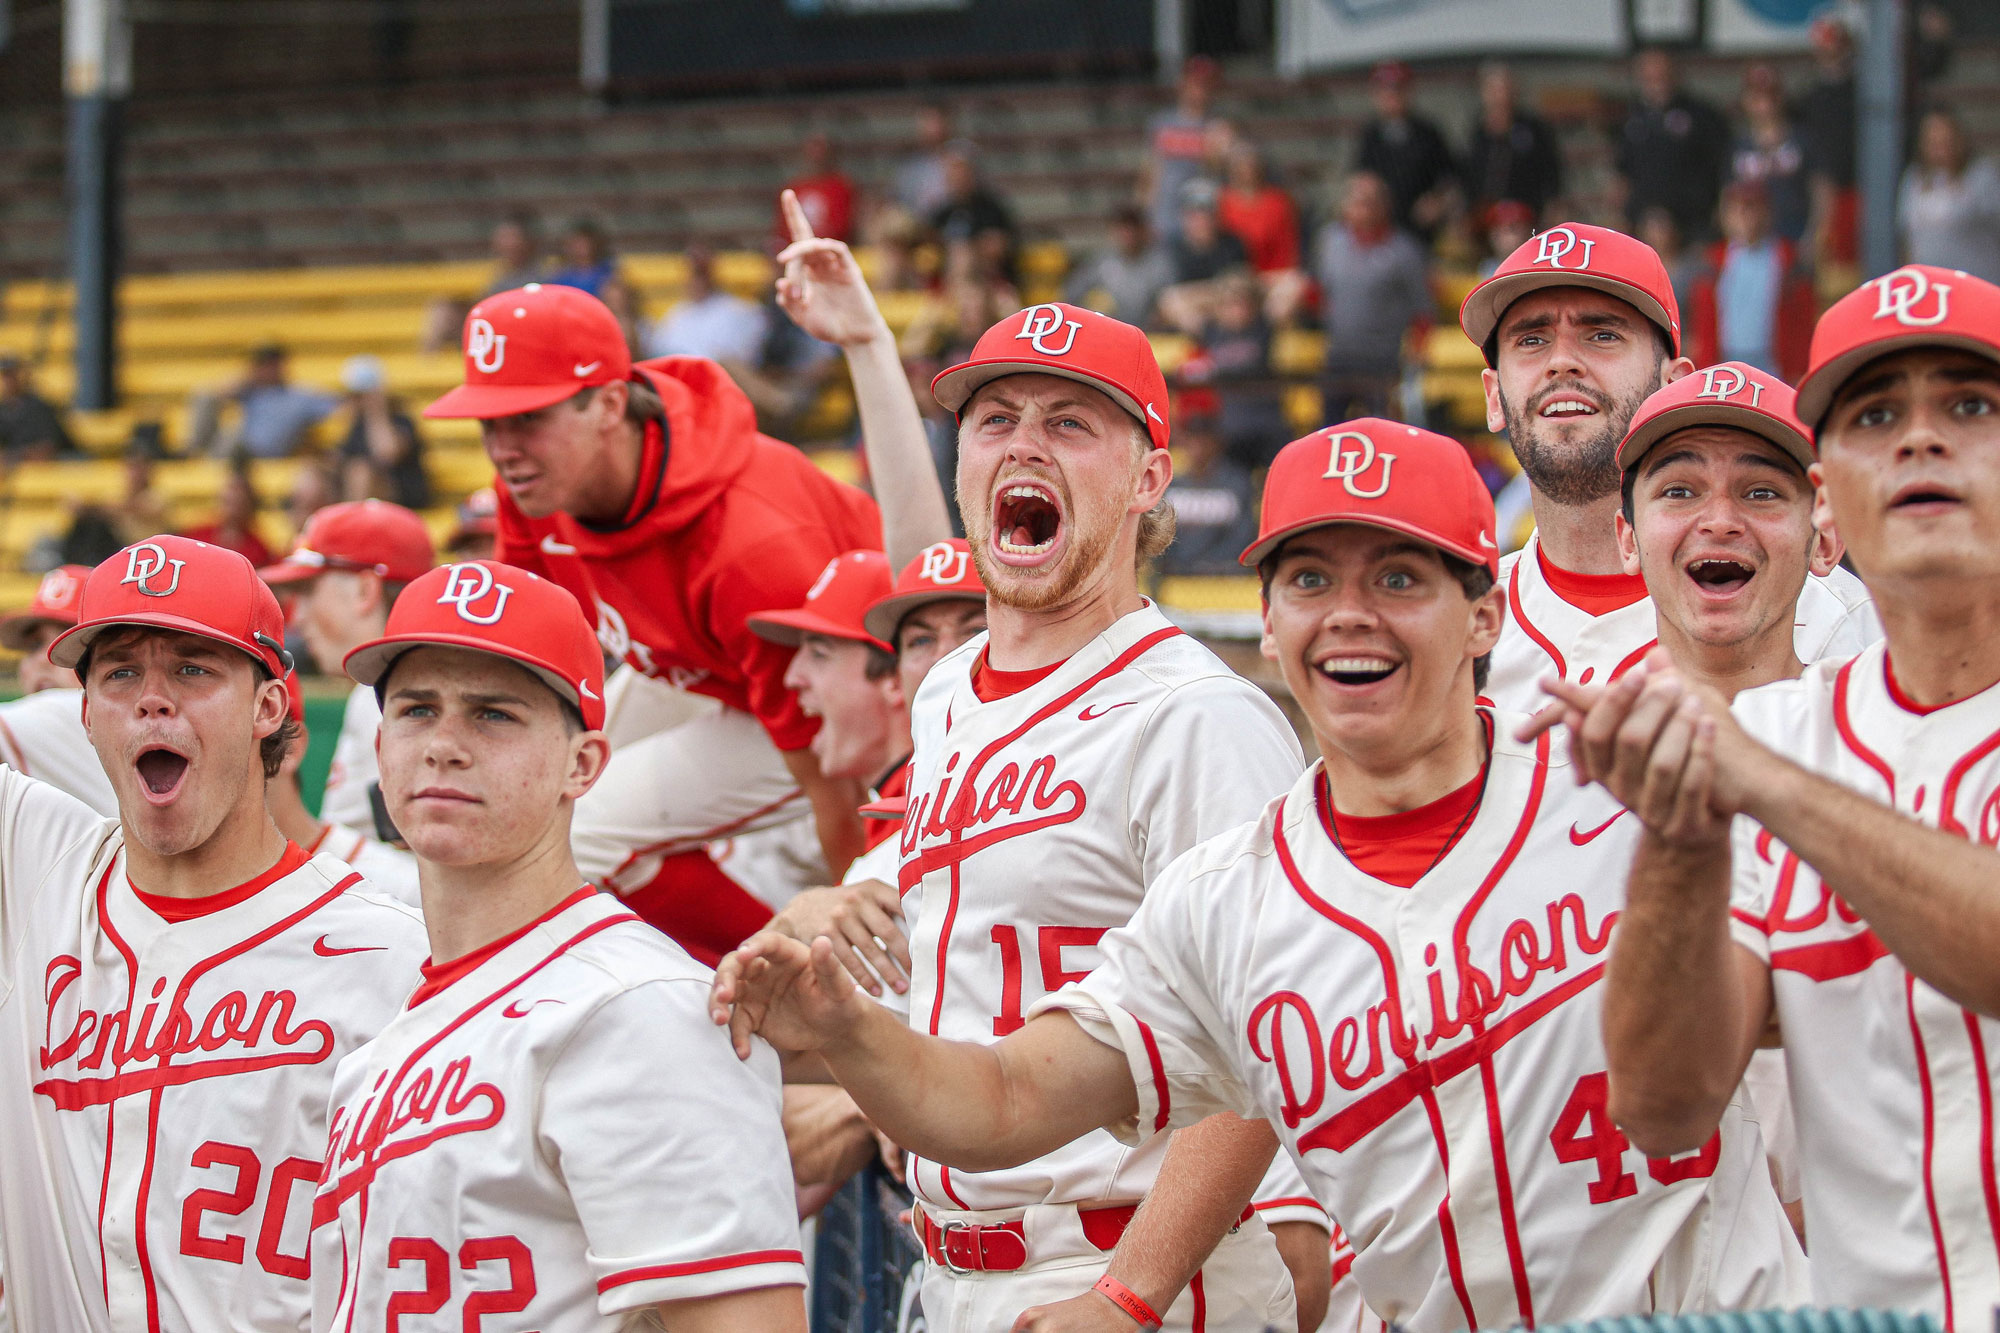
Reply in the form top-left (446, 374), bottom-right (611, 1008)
top-left (1857, 0), bottom-right (1907, 279)
top-left (67, 89), bottom-right (120, 411)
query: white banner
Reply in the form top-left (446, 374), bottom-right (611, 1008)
top-left (1707, 0), bottom-right (1836, 52)
top-left (1277, 0), bottom-right (1624, 74)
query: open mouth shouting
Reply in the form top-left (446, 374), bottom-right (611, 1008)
top-left (992, 481), bottom-right (1065, 566)
top-left (1684, 556), bottom-right (1757, 599)
top-left (1317, 654), bottom-right (1401, 689)
top-left (134, 746), bottom-right (191, 805)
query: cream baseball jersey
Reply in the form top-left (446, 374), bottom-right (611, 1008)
top-left (311, 888), bottom-right (805, 1332)
top-left (900, 602), bottom-right (1324, 1220)
top-left (0, 688), bottom-right (117, 816)
top-left (1483, 534), bottom-right (1880, 713)
top-left (1729, 641), bottom-right (2000, 1321)
top-left (315, 685), bottom-right (381, 836)
top-left (1039, 721), bottom-right (1806, 1332)
top-left (304, 824), bottom-right (420, 909)
top-left (0, 769), bottom-right (428, 1333)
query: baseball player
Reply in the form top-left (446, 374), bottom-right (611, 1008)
top-left (423, 281), bottom-right (882, 903)
top-left (263, 675), bottom-right (420, 905)
top-left (314, 559), bottom-right (807, 1333)
top-left (1553, 264), bottom-right (2000, 1321)
top-left (716, 419), bottom-right (1809, 1332)
top-left (259, 499), bottom-right (436, 836)
top-left (0, 535), bottom-right (427, 1332)
top-left (1460, 223), bottom-right (1874, 712)
top-left (0, 565), bottom-right (117, 814)
top-left (746, 304), bottom-right (1332, 1332)
top-left (444, 485), bottom-right (499, 561)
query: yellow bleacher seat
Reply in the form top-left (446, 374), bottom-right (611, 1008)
top-left (806, 448), bottom-right (861, 488)
top-left (4, 458), bottom-right (126, 505)
top-left (0, 572), bottom-right (44, 611)
top-left (1271, 329), bottom-right (1326, 378)
top-left (427, 447), bottom-right (495, 495)
top-left (1156, 576), bottom-right (1262, 615)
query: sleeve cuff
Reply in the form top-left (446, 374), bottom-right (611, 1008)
top-left (596, 1250), bottom-right (807, 1313)
top-left (1028, 986), bottom-right (1169, 1148)
top-left (1729, 908), bottom-right (1771, 963)
top-left (1251, 1197), bottom-right (1330, 1231)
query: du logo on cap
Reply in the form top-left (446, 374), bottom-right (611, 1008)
top-left (1016, 304), bottom-right (1082, 357)
top-left (1321, 430), bottom-right (1396, 499)
top-left (805, 557), bottom-right (842, 602)
top-left (467, 316), bottom-right (507, 373)
top-left (1872, 267), bottom-right (1952, 328)
top-left (436, 562), bottom-right (514, 625)
top-left (38, 566), bottom-right (81, 604)
top-left (1693, 364), bottom-right (1766, 406)
top-left (918, 541), bottom-right (971, 585)
top-left (120, 543), bottom-right (186, 599)
top-left (1532, 227), bottom-right (1597, 272)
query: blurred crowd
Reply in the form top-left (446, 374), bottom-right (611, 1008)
top-left (1, 8), bottom-right (1991, 590)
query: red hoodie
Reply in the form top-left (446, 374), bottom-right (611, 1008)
top-left (497, 356), bottom-right (881, 752)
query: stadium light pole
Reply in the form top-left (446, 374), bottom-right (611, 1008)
top-left (1855, 0), bottom-right (1905, 279)
top-left (64, 0), bottom-right (130, 412)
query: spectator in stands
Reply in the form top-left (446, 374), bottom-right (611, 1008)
top-left (1799, 16), bottom-right (1858, 265)
top-left (446, 486), bottom-right (499, 562)
top-left (1313, 170), bottom-right (1432, 421)
top-left (857, 203), bottom-right (929, 295)
top-left (187, 344), bottom-right (338, 459)
top-left (0, 357), bottom-right (76, 461)
top-left (547, 217), bottom-right (638, 343)
top-left (1639, 205), bottom-right (1701, 323)
top-left (731, 295), bottom-right (845, 441)
top-left (1900, 106), bottom-right (2000, 283)
top-left (1731, 65), bottom-right (1810, 245)
top-left (1157, 181), bottom-right (1251, 334)
top-left (1156, 410), bottom-right (1258, 577)
top-left (1616, 47), bottom-right (1730, 242)
top-left (181, 458), bottom-right (274, 567)
top-left (1355, 61), bottom-right (1459, 244)
top-left (899, 240), bottom-right (1020, 367)
top-left (927, 142), bottom-right (1016, 263)
top-left (894, 104), bottom-right (955, 219)
top-left (1479, 199), bottom-right (1536, 278)
top-left (781, 133), bottom-right (857, 244)
top-left (1690, 181), bottom-right (1816, 381)
top-left (335, 355), bottom-right (432, 512)
top-left (283, 458), bottom-right (337, 542)
top-left (1142, 55), bottom-right (1224, 245)
top-left (111, 439), bottom-right (168, 547)
top-left (1463, 61), bottom-right (1564, 224)
top-left (645, 243), bottom-right (770, 367)
top-left (1217, 139), bottom-right (1311, 325)
top-left (1182, 272), bottom-right (1288, 468)
top-left (1066, 203), bottom-right (1175, 328)
top-left (420, 210), bottom-right (546, 353)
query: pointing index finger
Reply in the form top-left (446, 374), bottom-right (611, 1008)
top-left (782, 188), bottom-right (818, 246)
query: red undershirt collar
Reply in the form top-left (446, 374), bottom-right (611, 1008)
top-left (971, 646), bottom-right (1069, 702)
top-left (1882, 651), bottom-right (1959, 717)
top-left (409, 885), bottom-right (597, 1007)
top-left (131, 841), bottom-right (311, 923)
top-left (1536, 544), bottom-right (1650, 617)
top-left (1317, 717), bottom-right (1493, 889)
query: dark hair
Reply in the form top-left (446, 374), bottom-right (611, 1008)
top-left (1256, 541), bottom-right (1497, 693)
top-left (571, 379), bottom-right (664, 426)
top-left (864, 644), bottom-right (897, 681)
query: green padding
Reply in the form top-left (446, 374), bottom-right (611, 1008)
top-left (300, 695), bottom-right (347, 818)
top-left (1525, 1312), bottom-right (1942, 1333)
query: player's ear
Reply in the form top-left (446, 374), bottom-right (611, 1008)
top-left (252, 673), bottom-right (288, 741)
top-left (1810, 465), bottom-right (1836, 541)
top-left (1481, 367), bottom-right (1506, 435)
top-left (1807, 513), bottom-right (1845, 578)
top-left (1614, 511), bottom-right (1642, 577)
top-left (1467, 579), bottom-right (1507, 659)
top-left (1130, 441), bottom-right (1172, 514)
top-left (563, 730), bottom-right (612, 802)
top-left (1661, 355), bottom-right (1696, 386)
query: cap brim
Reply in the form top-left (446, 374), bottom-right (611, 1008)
top-left (1239, 515), bottom-right (1496, 575)
top-left (422, 380), bottom-right (583, 420)
top-left (257, 560), bottom-right (325, 586)
top-left (861, 588), bottom-right (986, 646)
top-left (342, 633), bottom-right (597, 726)
top-left (49, 614), bottom-right (276, 671)
top-left (1797, 335), bottom-right (2000, 427)
top-left (1619, 404), bottom-right (1815, 473)
top-left (0, 614), bottom-right (66, 653)
top-left (1460, 272), bottom-right (1678, 359)
top-left (933, 360), bottom-right (1150, 430)
top-left (746, 608), bottom-right (889, 651)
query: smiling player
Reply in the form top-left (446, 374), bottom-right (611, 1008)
top-left (0, 535), bottom-right (426, 1332)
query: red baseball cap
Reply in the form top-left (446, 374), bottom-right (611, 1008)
top-left (863, 538), bottom-right (987, 645)
top-left (0, 564), bottom-right (90, 652)
top-left (50, 537), bottom-right (292, 676)
top-left (422, 283), bottom-right (632, 420)
top-left (259, 499), bottom-right (436, 586)
top-left (932, 303), bottom-right (1172, 452)
top-left (1794, 265), bottom-right (2000, 428)
top-left (344, 560), bottom-right (607, 730)
top-left (1460, 223), bottom-right (1682, 361)
top-left (747, 550), bottom-right (893, 650)
top-left (1241, 419), bottom-right (1498, 576)
top-left (1619, 362), bottom-right (1814, 473)
top-left (451, 487), bottom-right (500, 544)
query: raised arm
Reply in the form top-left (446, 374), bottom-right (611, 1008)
top-left (711, 931), bottom-right (1136, 1170)
top-left (775, 190), bottom-right (953, 567)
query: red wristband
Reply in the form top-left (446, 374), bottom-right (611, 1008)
top-left (1092, 1274), bottom-right (1163, 1330)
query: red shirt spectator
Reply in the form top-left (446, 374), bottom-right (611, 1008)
top-left (1219, 169), bottom-right (1301, 273)
top-left (778, 133), bottom-right (857, 244)
top-left (181, 468), bottom-right (274, 568)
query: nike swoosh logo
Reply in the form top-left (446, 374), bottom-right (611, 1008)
top-left (540, 535), bottom-right (578, 555)
top-left (580, 680), bottom-right (600, 701)
top-left (1078, 701), bottom-right (1137, 721)
top-left (503, 998), bottom-right (566, 1018)
top-left (574, 361), bottom-right (601, 377)
top-left (312, 935), bottom-right (386, 958)
top-left (1569, 810), bottom-right (1629, 846)
top-left (1146, 403), bottom-right (1164, 425)
top-left (1479, 531), bottom-right (1498, 550)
